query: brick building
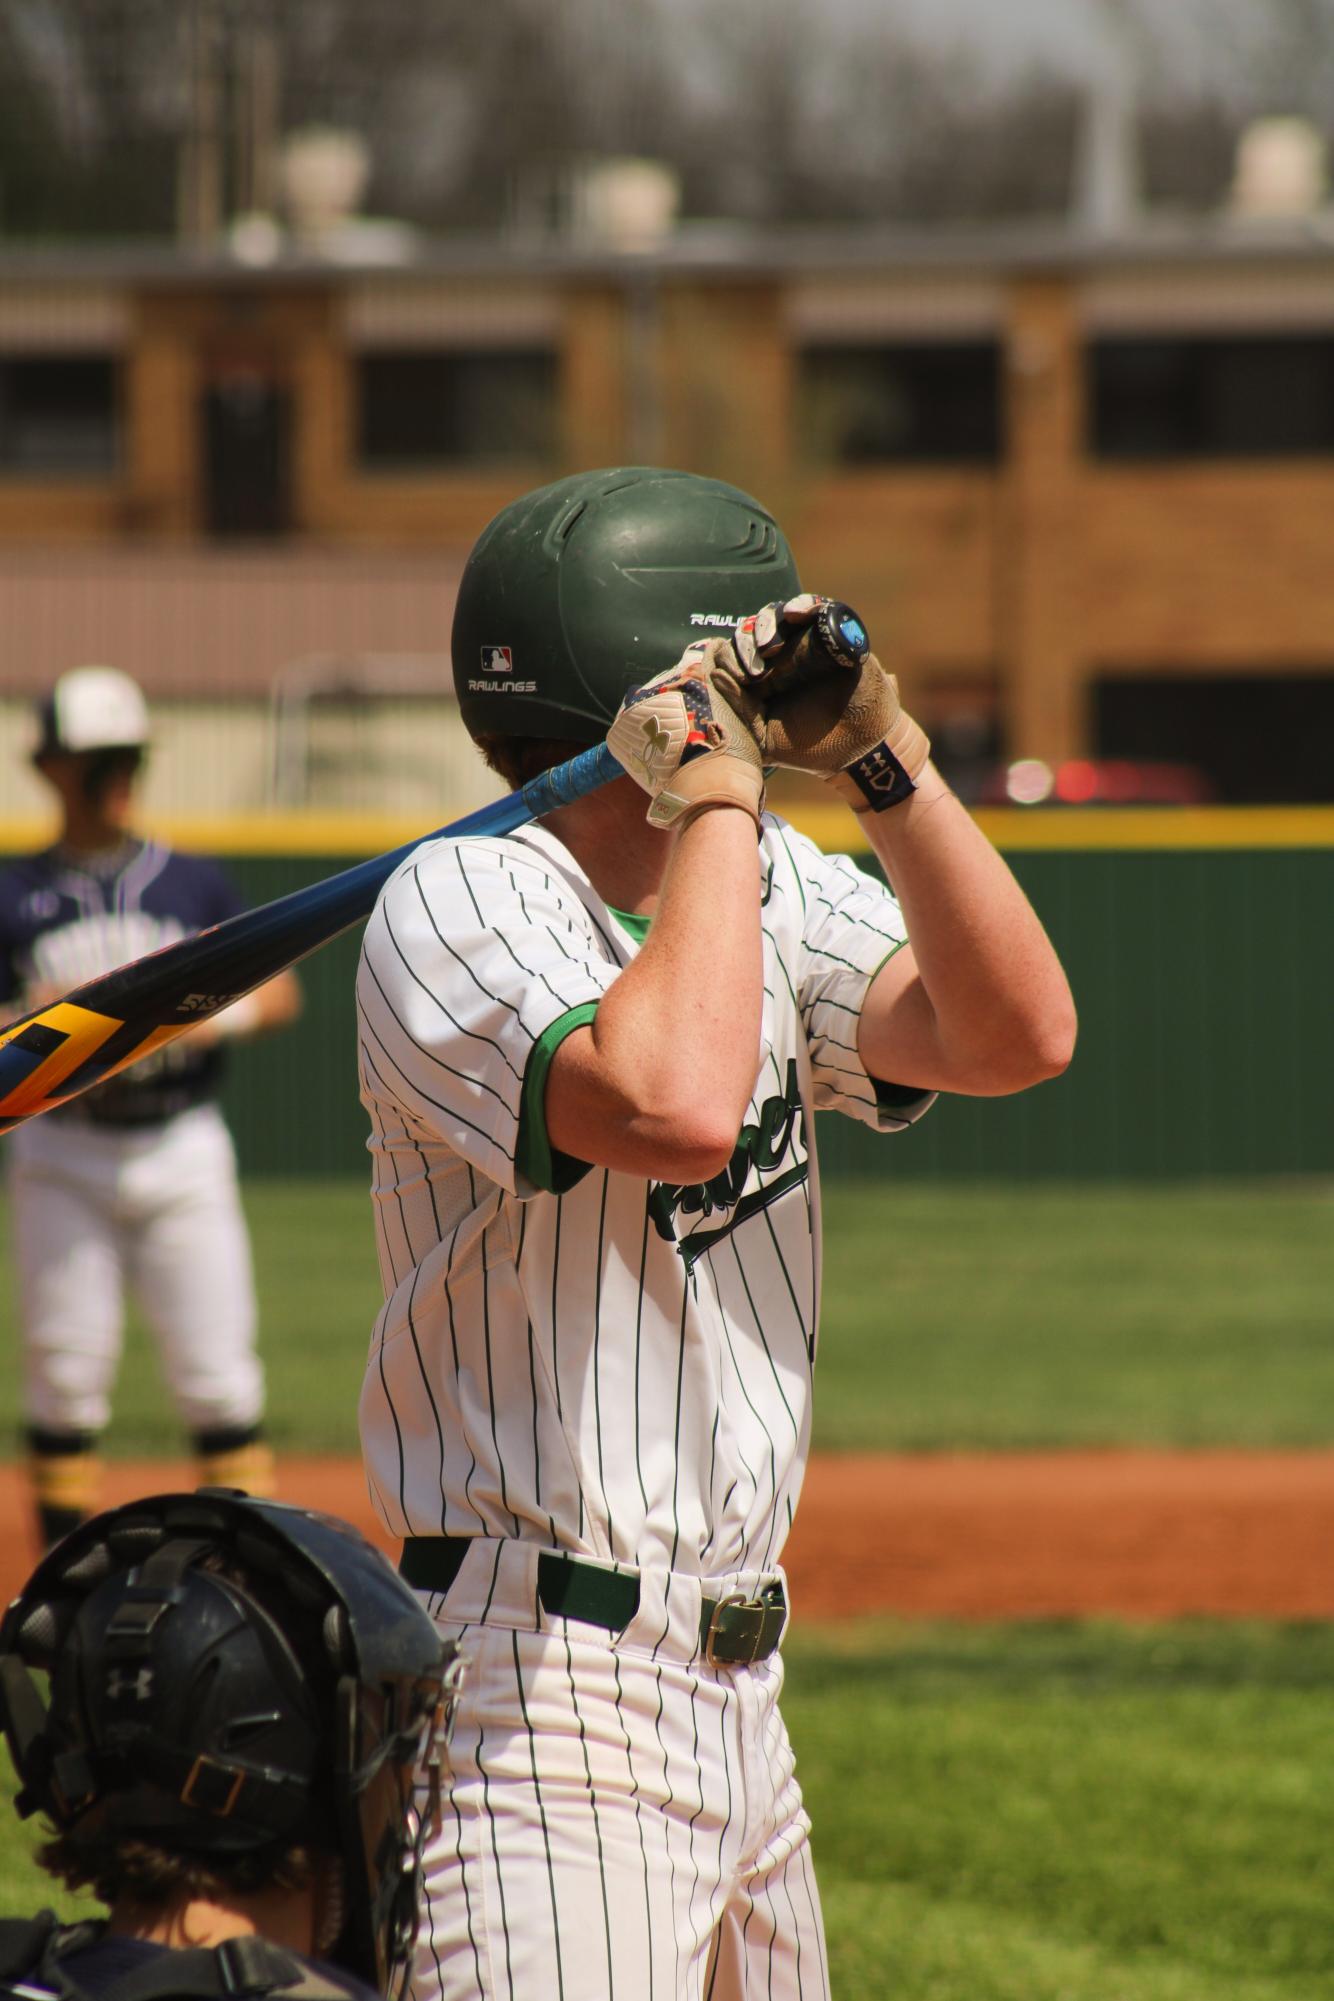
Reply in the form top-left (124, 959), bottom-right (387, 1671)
top-left (2, 218), bottom-right (1333, 811)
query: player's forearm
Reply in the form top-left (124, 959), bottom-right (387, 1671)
top-left (546, 807), bottom-right (763, 1179)
top-left (856, 765), bottom-right (1077, 1095)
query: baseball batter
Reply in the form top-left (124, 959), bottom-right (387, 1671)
top-left (355, 469), bottom-right (1076, 1999)
top-left (0, 667), bottom-right (300, 1545)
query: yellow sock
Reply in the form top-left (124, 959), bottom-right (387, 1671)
top-left (195, 1438), bottom-right (277, 1497)
top-left (28, 1441), bottom-right (102, 1548)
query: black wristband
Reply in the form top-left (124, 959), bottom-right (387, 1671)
top-left (842, 741), bottom-right (918, 811)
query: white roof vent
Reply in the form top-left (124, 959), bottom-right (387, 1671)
top-left (571, 158), bottom-right (680, 250)
top-left (1229, 116), bottom-right (1327, 219)
top-left (281, 127), bottom-right (371, 239)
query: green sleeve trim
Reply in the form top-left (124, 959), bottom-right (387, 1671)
top-left (515, 1001), bottom-right (601, 1195)
top-left (610, 906), bottom-right (652, 943)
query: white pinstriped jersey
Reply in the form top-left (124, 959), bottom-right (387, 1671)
top-left (356, 815), bottom-right (921, 1578)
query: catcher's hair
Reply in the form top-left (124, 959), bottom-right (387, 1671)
top-left (36, 1830), bottom-right (318, 1911)
top-left (473, 734), bottom-right (597, 793)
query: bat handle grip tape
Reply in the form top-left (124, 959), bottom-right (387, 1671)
top-left (516, 743), bottom-right (626, 820)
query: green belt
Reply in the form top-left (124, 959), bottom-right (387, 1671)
top-left (398, 1537), bottom-right (787, 1666)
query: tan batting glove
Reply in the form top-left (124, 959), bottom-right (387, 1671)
top-left (606, 639), bottom-right (765, 831)
top-left (734, 595), bottom-right (930, 813)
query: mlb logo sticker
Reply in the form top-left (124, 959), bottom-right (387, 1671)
top-left (481, 645), bottom-right (514, 675)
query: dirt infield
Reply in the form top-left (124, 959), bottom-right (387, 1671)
top-left (4, 1448), bottom-right (1333, 1620)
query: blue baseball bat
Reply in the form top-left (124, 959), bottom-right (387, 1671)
top-left (0, 742), bottom-right (624, 1134)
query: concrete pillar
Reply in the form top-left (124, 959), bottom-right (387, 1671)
top-left (999, 277), bottom-right (1086, 764)
top-left (656, 280), bottom-right (790, 498)
top-left (125, 297), bottom-right (199, 536)
top-left (563, 286), bottom-right (631, 468)
top-left (289, 294), bottom-right (346, 535)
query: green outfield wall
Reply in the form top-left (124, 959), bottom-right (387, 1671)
top-left (4, 814), bottom-right (1330, 1181)
top-left (819, 843), bottom-right (1332, 1181)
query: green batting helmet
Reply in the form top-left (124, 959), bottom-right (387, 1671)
top-left (452, 466), bottom-right (802, 742)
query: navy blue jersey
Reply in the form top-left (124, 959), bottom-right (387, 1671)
top-left (0, 840), bottom-right (243, 1125)
top-left (0, 1922), bottom-right (381, 2001)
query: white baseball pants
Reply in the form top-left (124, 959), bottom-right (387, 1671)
top-left (408, 1549), bottom-right (831, 2001)
top-left (5, 1102), bottom-right (264, 1435)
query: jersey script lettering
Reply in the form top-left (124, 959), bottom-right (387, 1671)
top-left (648, 1055), bottom-right (807, 1268)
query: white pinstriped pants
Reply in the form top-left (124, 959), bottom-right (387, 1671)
top-left (408, 1561), bottom-right (831, 2001)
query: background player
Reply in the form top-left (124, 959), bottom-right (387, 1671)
top-left (0, 1487), bottom-right (455, 2001)
top-left (355, 467), bottom-right (1076, 2000)
top-left (0, 666), bottom-right (301, 1545)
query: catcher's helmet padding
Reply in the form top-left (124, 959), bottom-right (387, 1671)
top-left (0, 1493), bottom-right (453, 2001)
top-left (452, 466), bottom-right (802, 743)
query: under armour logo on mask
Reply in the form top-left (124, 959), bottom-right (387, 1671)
top-left (106, 1666), bottom-right (154, 1701)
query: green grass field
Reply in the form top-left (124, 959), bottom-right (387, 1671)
top-left (789, 1620), bottom-right (1334, 1999)
top-left (817, 1180), bottom-right (1334, 1450)
top-left (3, 1621), bottom-right (1332, 1998)
top-left (1, 1177), bottom-right (1331, 1995)
top-left (0, 1178), bottom-right (1329, 1457)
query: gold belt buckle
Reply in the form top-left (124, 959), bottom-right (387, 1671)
top-left (703, 1589), bottom-right (750, 1667)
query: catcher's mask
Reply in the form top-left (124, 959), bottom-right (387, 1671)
top-left (452, 465), bottom-right (802, 744)
top-left (0, 1492), bottom-right (458, 2001)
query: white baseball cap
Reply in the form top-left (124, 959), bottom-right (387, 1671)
top-left (36, 666), bottom-right (151, 756)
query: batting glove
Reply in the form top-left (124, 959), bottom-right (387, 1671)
top-left (734, 594), bottom-right (931, 813)
top-left (607, 639), bottom-right (766, 831)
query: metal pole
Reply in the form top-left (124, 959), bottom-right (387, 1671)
top-left (178, 0), bottom-right (225, 243)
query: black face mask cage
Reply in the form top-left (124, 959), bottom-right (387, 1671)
top-left (325, 1670), bottom-right (447, 1998)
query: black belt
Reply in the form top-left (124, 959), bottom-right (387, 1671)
top-left (398, 1536), bottom-right (787, 1667)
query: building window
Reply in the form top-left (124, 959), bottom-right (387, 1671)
top-left (0, 354), bottom-right (118, 473)
top-left (202, 373), bottom-right (292, 538)
top-left (357, 348), bottom-right (558, 467)
top-left (1094, 671), bottom-right (1334, 802)
top-left (1090, 334), bottom-right (1334, 458)
top-left (797, 341), bottom-right (1002, 465)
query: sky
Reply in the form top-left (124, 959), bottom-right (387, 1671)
top-left (833, 0), bottom-right (1267, 91)
top-left (890, 0), bottom-right (1124, 72)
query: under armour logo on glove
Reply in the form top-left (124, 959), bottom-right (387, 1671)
top-left (639, 715), bottom-right (673, 764)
